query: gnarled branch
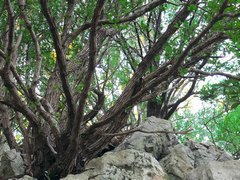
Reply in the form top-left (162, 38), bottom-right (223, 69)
top-left (102, 128), bottom-right (193, 137)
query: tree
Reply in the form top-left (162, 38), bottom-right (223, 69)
top-left (171, 71), bottom-right (240, 159)
top-left (171, 99), bottom-right (240, 159)
top-left (200, 78), bottom-right (240, 109)
top-left (0, 0), bottom-right (240, 179)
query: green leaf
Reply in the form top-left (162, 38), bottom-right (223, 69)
top-left (174, 22), bottom-right (179, 28)
top-left (231, 103), bottom-right (240, 110)
top-left (179, 68), bottom-right (189, 76)
top-left (188, 4), bottom-right (197, 11)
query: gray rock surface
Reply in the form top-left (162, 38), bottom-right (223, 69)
top-left (185, 140), bottom-right (233, 168)
top-left (0, 149), bottom-right (26, 177)
top-left (114, 116), bottom-right (175, 159)
top-left (184, 160), bottom-right (240, 180)
top-left (160, 140), bottom-right (235, 180)
top-left (9, 175), bottom-right (37, 180)
top-left (1, 117), bottom-right (238, 180)
top-left (159, 144), bottom-right (194, 180)
top-left (61, 149), bottom-right (168, 180)
top-left (0, 135), bottom-right (10, 166)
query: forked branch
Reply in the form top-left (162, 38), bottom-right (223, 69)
top-left (71, 0), bottom-right (106, 139)
top-left (40, 0), bottom-right (76, 126)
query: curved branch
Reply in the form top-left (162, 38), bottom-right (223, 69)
top-left (166, 76), bottom-right (197, 119)
top-left (189, 68), bottom-right (240, 80)
top-left (10, 64), bottom-right (30, 99)
top-left (84, 0), bottom-right (198, 134)
top-left (134, 1), bottom-right (230, 104)
top-left (140, 78), bottom-right (178, 103)
top-left (15, 111), bottom-right (32, 174)
top-left (102, 128), bottom-right (193, 137)
top-left (28, 88), bottom-right (60, 138)
top-left (0, 68), bottom-right (48, 137)
top-left (0, 104), bottom-right (19, 151)
top-left (19, 1), bottom-right (43, 90)
top-left (0, 49), bottom-right (5, 60)
top-left (71, 0), bottom-right (105, 139)
top-left (83, 89), bottom-right (105, 124)
top-left (191, 32), bottom-right (229, 57)
top-left (40, 0), bottom-right (76, 124)
top-left (65, 0), bottom-right (166, 45)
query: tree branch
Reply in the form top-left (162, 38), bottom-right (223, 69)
top-left (0, 68), bottom-right (48, 137)
top-left (140, 78), bottom-right (177, 103)
top-left (40, 0), bottom-right (76, 125)
top-left (190, 32), bottom-right (229, 57)
top-left (65, 0), bottom-right (166, 45)
top-left (19, 0), bottom-right (43, 90)
top-left (10, 64), bottom-right (30, 99)
top-left (166, 76), bottom-right (197, 119)
top-left (5, 0), bottom-right (15, 62)
top-left (28, 88), bottom-right (60, 138)
top-left (189, 68), bottom-right (240, 80)
top-left (47, 135), bottom-right (58, 155)
top-left (15, 111), bottom-right (32, 175)
top-left (219, 12), bottom-right (240, 19)
top-left (102, 128), bottom-right (193, 137)
top-left (0, 104), bottom-right (19, 151)
top-left (83, 89), bottom-right (105, 124)
top-left (61, 0), bottom-right (76, 51)
top-left (84, 0), bottom-right (198, 134)
top-left (0, 49), bottom-right (5, 60)
top-left (71, 0), bottom-right (105, 140)
top-left (170, 0), bottom-right (229, 71)
top-left (134, 1), bottom-right (230, 103)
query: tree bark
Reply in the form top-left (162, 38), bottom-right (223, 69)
top-left (0, 104), bottom-right (19, 151)
top-left (147, 99), bottom-right (162, 118)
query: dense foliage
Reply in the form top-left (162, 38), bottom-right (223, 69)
top-left (171, 71), bottom-right (240, 158)
top-left (172, 96), bottom-right (240, 159)
top-left (0, 0), bottom-right (240, 179)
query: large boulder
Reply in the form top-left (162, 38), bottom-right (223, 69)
top-left (114, 116), bottom-right (176, 159)
top-left (159, 140), bottom-right (234, 180)
top-left (0, 149), bottom-right (26, 177)
top-left (0, 135), bottom-right (10, 165)
top-left (185, 140), bottom-right (233, 168)
top-left (1, 117), bottom-right (238, 180)
top-left (61, 149), bottom-right (168, 180)
top-left (159, 144), bottom-right (194, 180)
top-left (184, 160), bottom-right (240, 180)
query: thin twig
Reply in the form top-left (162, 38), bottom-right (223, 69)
top-left (46, 136), bottom-right (58, 155)
top-left (102, 128), bottom-right (193, 137)
top-left (189, 67), bottom-right (240, 80)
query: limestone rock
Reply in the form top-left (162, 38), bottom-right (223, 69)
top-left (0, 144), bottom-right (10, 158)
top-left (0, 134), bottom-right (7, 144)
top-left (0, 135), bottom-right (10, 165)
top-left (1, 117), bottom-right (237, 180)
top-left (61, 149), bottom-right (168, 180)
top-left (0, 149), bottom-right (26, 177)
top-left (159, 144), bottom-right (194, 180)
top-left (114, 116), bottom-right (175, 159)
top-left (185, 140), bottom-right (233, 168)
top-left (9, 175), bottom-right (37, 180)
top-left (160, 140), bottom-right (235, 180)
top-left (184, 160), bottom-right (240, 180)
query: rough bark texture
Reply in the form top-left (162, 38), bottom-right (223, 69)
top-left (0, 0), bottom-right (239, 179)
